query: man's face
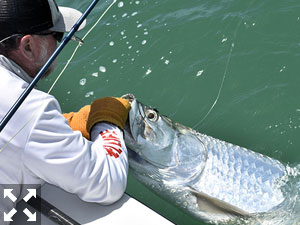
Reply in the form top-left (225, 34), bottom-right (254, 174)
top-left (34, 33), bottom-right (58, 78)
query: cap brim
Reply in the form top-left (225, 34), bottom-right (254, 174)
top-left (50, 7), bottom-right (86, 33)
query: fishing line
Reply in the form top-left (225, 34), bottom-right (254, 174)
top-left (0, 0), bottom-right (117, 153)
top-left (193, 0), bottom-right (258, 129)
top-left (0, 112), bottom-right (39, 153)
top-left (192, 20), bottom-right (242, 129)
top-left (48, 0), bottom-right (117, 94)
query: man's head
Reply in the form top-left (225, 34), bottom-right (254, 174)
top-left (0, 0), bottom-right (86, 77)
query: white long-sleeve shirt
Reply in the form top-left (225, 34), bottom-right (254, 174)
top-left (0, 56), bottom-right (128, 223)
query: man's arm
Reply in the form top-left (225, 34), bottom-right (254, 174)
top-left (22, 97), bottom-right (130, 204)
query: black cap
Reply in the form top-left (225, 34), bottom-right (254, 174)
top-left (0, 0), bottom-right (86, 40)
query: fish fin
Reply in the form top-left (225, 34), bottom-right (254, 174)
top-left (188, 186), bottom-right (251, 218)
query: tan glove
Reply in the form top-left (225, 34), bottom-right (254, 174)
top-left (86, 97), bottom-right (131, 133)
top-left (63, 97), bottom-right (131, 140)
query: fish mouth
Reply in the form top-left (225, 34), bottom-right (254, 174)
top-left (122, 94), bottom-right (144, 143)
top-left (122, 94), bottom-right (153, 166)
top-left (122, 94), bottom-right (137, 133)
top-left (122, 94), bottom-right (142, 149)
top-left (121, 93), bottom-right (136, 104)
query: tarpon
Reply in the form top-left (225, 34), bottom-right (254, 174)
top-left (123, 94), bottom-right (286, 223)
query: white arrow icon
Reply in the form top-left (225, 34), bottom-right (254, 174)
top-left (3, 208), bottom-right (17, 221)
top-left (3, 189), bottom-right (17, 202)
top-left (23, 208), bottom-right (36, 221)
top-left (23, 189), bottom-right (36, 202)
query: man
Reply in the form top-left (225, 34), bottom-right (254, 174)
top-left (0, 0), bottom-right (130, 223)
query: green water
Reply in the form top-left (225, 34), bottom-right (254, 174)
top-left (40, 0), bottom-right (300, 224)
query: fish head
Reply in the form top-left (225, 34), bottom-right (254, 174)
top-left (123, 94), bottom-right (207, 183)
top-left (125, 96), bottom-right (175, 167)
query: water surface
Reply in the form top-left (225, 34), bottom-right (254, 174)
top-left (40, 0), bottom-right (300, 224)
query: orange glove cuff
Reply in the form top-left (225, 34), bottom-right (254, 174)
top-left (63, 105), bottom-right (91, 140)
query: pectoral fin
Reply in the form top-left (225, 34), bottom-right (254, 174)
top-left (188, 187), bottom-right (251, 218)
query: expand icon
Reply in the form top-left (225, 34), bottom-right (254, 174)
top-left (3, 188), bottom-right (37, 222)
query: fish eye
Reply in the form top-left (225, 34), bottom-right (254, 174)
top-left (145, 109), bottom-right (158, 122)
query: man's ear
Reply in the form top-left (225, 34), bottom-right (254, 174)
top-left (8, 35), bottom-right (42, 77)
top-left (18, 35), bottom-right (37, 61)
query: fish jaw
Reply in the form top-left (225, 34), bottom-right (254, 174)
top-left (124, 95), bottom-right (146, 156)
top-left (126, 96), bottom-right (139, 142)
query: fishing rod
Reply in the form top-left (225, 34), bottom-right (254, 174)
top-left (26, 195), bottom-right (81, 225)
top-left (0, 0), bottom-right (100, 133)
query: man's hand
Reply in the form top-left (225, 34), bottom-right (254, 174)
top-left (63, 97), bottom-right (131, 140)
top-left (87, 97), bottom-right (131, 133)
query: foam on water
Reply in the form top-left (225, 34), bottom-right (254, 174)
top-left (79, 78), bottom-right (86, 86)
top-left (117, 1), bottom-right (124, 8)
top-left (99, 66), bottom-right (107, 73)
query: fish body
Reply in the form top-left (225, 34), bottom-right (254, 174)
top-left (123, 94), bottom-right (286, 223)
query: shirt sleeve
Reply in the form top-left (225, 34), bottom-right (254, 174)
top-left (22, 97), bottom-right (128, 205)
